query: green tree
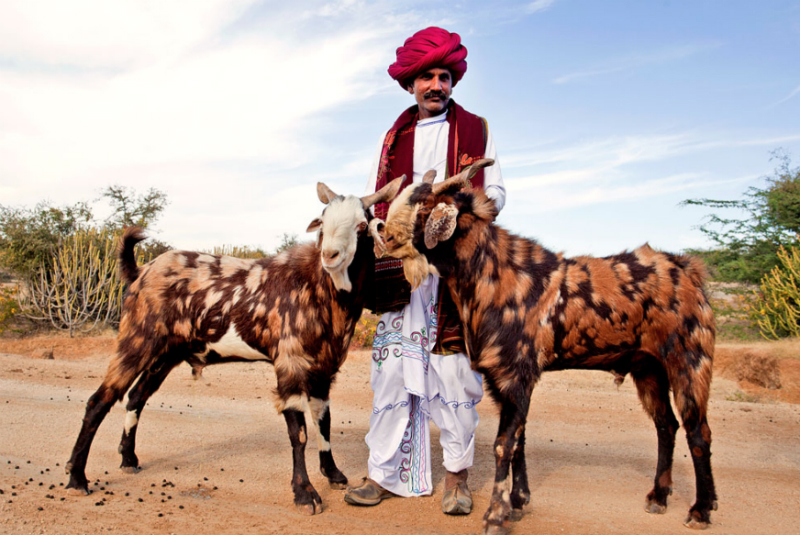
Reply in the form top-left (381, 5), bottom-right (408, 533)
top-left (274, 233), bottom-right (299, 255)
top-left (101, 185), bottom-right (169, 230)
top-left (0, 201), bottom-right (93, 278)
top-left (683, 151), bottom-right (800, 283)
top-left (1, 186), bottom-right (171, 281)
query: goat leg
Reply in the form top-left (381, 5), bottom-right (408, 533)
top-left (683, 414), bottom-right (717, 529)
top-left (118, 358), bottom-right (180, 473)
top-left (482, 401), bottom-right (527, 535)
top-left (65, 385), bottom-right (121, 495)
top-left (283, 408), bottom-right (323, 515)
top-left (632, 362), bottom-right (679, 514)
top-left (308, 396), bottom-right (348, 489)
top-left (508, 424), bottom-right (530, 521)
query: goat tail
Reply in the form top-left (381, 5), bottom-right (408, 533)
top-left (118, 226), bottom-right (146, 285)
top-left (676, 254), bottom-right (709, 289)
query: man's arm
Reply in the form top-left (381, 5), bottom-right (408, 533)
top-left (482, 126), bottom-right (506, 212)
top-left (364, 131), bottom-right (389, 215)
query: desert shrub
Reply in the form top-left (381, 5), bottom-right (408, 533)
top-left (0, 201), bottom-right (93, 279)
top-left (1, 186), bottom-right (169, 281)
top-left (274, 233), bottom-right (300, 255)
top-left (0, 285), bottom-right (19, 334)
top-left (725, 391), bottom-right (760, 403)
top-left (138, 238), bottom-right (172, 259)
top-left (352, 314), bottom-right (378, 349)
top-left (735, 350), bottom-right (782, 389)
top-left (705, 282), bottom-right (761, 341)
top-left (753, 244), bottom-right (800, 338)
top-left (207, 245), bottom-right (268, 259)
top-left (20, 228), bottom-right (124, 336)
top-left (206, 234), bottom-right (300, 260)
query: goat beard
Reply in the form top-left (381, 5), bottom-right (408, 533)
top-left (323, 249), bottom-right (356, 293)
top-left (402, 252), bottom-right (436, 291)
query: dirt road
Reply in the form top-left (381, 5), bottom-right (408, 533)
top-left (1, 344), bottom-right (799, 535)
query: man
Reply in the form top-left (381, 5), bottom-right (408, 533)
top-left (344, 27), bottom-right (506, 514)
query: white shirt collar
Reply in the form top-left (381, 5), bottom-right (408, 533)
top-left (416, 109), bottom-right (448, 126)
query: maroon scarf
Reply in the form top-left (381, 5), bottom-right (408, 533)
top-left (372, 100), bottom-right (487, 354)
top-left (373, 100), bottom-right (487, 220)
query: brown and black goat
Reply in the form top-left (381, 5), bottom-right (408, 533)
top-left (378, 160), bottom-right (717, 533)
top-left (65, 177), bottom-right (404, 514)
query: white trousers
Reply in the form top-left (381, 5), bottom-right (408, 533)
top-left (365, 275), bottom-right (483, 497)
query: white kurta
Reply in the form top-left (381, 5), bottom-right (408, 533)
top-left (364, 110), bottom-right (505, 497)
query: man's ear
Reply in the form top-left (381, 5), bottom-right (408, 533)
top-left (424, 203), bottom-right (459, 250)
top-left (306, 218), bottom-right (322, 233)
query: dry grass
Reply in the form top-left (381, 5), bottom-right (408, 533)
top-left (715, 338), bottom-right (800, 403)
top-left (733, 350), bottom-right (781, 389)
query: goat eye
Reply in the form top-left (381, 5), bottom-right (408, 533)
top-left (357, 222), bottom-right (367, 232)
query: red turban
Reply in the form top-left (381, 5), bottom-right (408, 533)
top-left (388, 27), bottom-right (468, 88)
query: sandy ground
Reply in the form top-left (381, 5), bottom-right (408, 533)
top-left (1, 340), bottom-right (799, 535)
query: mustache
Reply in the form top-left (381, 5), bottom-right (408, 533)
top-left (423, 90), bottom-right (448, 100)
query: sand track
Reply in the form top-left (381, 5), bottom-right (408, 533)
top-left (1, 343), bottom-right (799, 535)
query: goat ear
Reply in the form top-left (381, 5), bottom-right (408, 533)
top-left (317, 183), bottom-right (338, 204)
top-left (368, 219), bottom-right (387, 258)
top-left (422, 169), bottom-right (436, 184)
top-left (424, 203), bottom-right (459, 250)
top-left (306, 218), bottom-right (322, 233)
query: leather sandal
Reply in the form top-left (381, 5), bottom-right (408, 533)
top-left (344, 477), bottom-right (396, 506)
top-left (442, 469), bottom-right (472, 515)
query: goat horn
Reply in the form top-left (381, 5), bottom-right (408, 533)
top-left (431, 159), bottom-right (495, 195)
top-left (317, 182), bottom-right (338, 204)
top-left (422, 169), bottom-right (436, 184)
top-left (464, 158), bottom-right (495, 180)
top-left (361, 175), bottom-right (406, 209)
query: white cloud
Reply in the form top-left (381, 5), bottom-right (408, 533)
top-left (500, 130), bottom-right (772, 214)
top-left (553, 43), bottom-right (718, 84)
top-left (0, 1), bottom-right (431, 249)
top-left (0, 0), bottom-right (254, 70)
top-left (503, 132), bottom-right (800, 182)
top-left (511, 173), bottom-right (754, 213)
top-left (526, 0), bottom-right (557, 14)
top-left (770, 83), bottom-right (800, 108)
top-left (503, 133), bottom-right (698, 171)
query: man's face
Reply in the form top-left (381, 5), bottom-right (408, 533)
top-left (408, 68), bottom-right (452, 119)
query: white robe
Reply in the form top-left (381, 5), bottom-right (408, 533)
top-left (364, 110), bottom-right (505, 496)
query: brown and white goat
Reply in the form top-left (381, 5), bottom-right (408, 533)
top-left (65, 177), bottom-right (403, 514)
top-left (378, 160), bottom-right (717, 533)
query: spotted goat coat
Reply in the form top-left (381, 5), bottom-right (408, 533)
top-left (380, 161), bottom-right (717, 534)
top-left (65, 178), bottom-right (404, 515)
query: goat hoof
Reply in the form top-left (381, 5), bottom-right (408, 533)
top-left (329, 481), bottom-right (347, 490)
top-left (645, 501), bottom-right (667, 514)
top-left (296, 501), bottom-right (323, 515)
top-left (482, 523), bottom-right (509, 535)
top-left (66, 486), bottom-right (90, 496)
top-left (508, 508), bottom-right (524, 522)
top-left (684, 517), bottom-right (710, 530)
top-left (712, 501), bottom-right (718, 511)
top-left (120, 465), bottom-right (140, 474)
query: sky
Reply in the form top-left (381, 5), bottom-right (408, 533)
top-left (1, 0), bottom-right (799, 256)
